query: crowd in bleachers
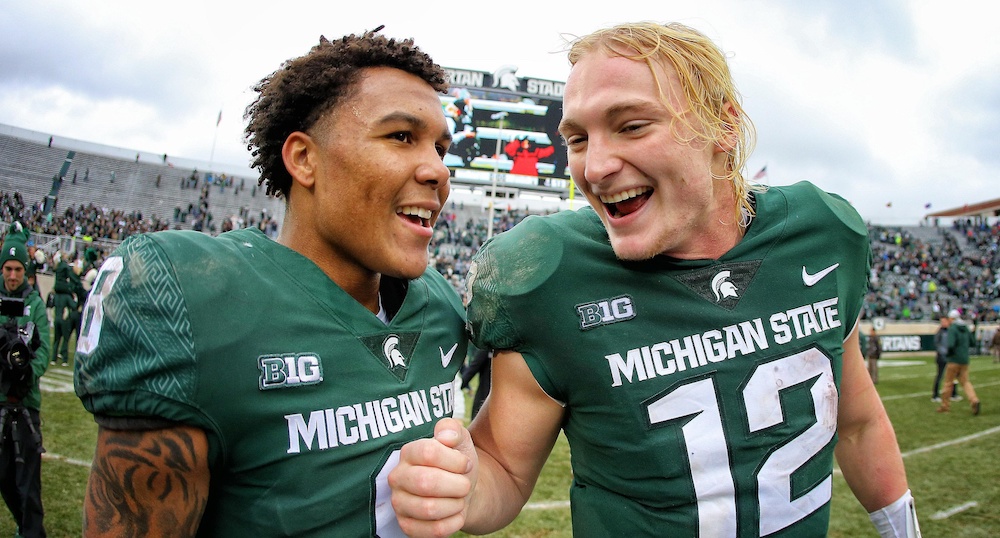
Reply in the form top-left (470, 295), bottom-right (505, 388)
top-left (3, 190), bottom-right (170, 240)
top-left (4, 185), bottom-right (998, 323)
top-left (430, 206), bottom-right (540, 301)
top-left (1, 186), bottom-right (281, 269)
top-left (866, 221), bottom-right (999, 323)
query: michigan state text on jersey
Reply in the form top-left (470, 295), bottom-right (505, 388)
top-left (75, 228), bottom-right (467, 536)
top-left (467, 182), bottom-right (869, 537)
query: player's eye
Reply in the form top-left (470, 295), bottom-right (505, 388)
top-left (564, 134), bottom-right (586, 149)
top-left (620, 121), bottom-right (648, 134)
top-left (389, 131), bottom-right (414, 144)
top-left (435, 143), bottom-right (449, 159)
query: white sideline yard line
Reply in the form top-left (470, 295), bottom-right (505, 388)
top-left (899, 425), bottom-right (1000, 458)
top-left (524, 500), bottom-right (571, 510)
top-left (881, 380), bottom-right (1000, 401)
top-left (879, 362), bottom-right (1000, 382)
top-left (877, 360), bottom-right (925, 367)
top-left (931, 501), bottom-right (978, 520)
top-left (42, 451), bottom-right (91, 468)
top-left (40, 367), bottom-right (75, 393)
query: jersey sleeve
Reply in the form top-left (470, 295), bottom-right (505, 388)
top-left (465, 236), bottom-right (523, 352)
top-left (775, 182), bottom-right (870, 338)
top-left (809, 184), bottom-right (871, 335)
top-left (466, 215), bottom-right (568, 351)
top-left (466, 213), bottom-right (591, 401)
top-left (74, 233), bottom-right (205, 428)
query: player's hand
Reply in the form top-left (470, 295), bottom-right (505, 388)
top-left (389, 418), bottom-right (478, 538)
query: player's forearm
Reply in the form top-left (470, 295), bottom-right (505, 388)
top-left (835, 412), bottom-right (909, 512)
top-left (462, 447), bottom-right (537, 534)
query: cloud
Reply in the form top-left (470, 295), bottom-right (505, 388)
top-left (938, 71), bottom-right (1000, 168)
top-left (0, 0), bottom-right (996, 226)
top-left (0, 4), bottom-right (213, 113)
top-left (779, 0), bottom-right (919, 60)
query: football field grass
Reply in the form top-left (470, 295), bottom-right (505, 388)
top-left (5, 352), bottom-right (999, 536)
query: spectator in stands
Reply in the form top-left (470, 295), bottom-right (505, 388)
top-left (866, 327), bottom-right (882, 384)
top-left (73, 29), bottom-right (467, 537)
top-left (937, 309), bottom-right (981, 415)
top-left (392, 21), bottom-right (919, 538)
top-left (0, 222), bottom-right (51, 537)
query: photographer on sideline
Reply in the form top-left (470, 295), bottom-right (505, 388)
top-left (0, 223), bottom-right (50, 537)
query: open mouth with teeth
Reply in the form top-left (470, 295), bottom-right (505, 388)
top-left (600, 187), bottom-right (652, 218)
top-left (397, 206), bottom-right (432, 228)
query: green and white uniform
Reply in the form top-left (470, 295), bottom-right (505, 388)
top-left (467, 182), bottom-right (870, 537)
top-left (74, 228), bottom-right (467, 537)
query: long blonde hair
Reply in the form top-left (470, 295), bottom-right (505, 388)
top-left (568, 21), bottom-right (762, 227)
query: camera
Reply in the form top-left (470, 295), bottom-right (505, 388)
top-left (0, 298), bottom-right (37, 401)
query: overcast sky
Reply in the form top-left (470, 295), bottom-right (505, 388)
top-left (2, 0), bottom-right (997, 225)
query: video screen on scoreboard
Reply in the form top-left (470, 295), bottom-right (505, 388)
top-left (441, 68), bottom-right (568, 183)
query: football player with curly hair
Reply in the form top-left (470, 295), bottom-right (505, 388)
top-left (76, 29), bottom-right (466, 537)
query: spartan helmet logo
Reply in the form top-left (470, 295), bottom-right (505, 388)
top-left (491, 65), bottom-right (520, 93)
top-left (711, 270), bottom-right (740, 303)
top-left (382, 335), bottom-right (407, 368)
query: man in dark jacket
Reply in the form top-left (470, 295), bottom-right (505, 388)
top-left (0, 222), bottom-right (51, 537)
top-left (932, 317), bottom-right (960, 402)
top-left (937, 309), bottom-right (981, 415)
top-left (49, 251), bottom-right (75, 366)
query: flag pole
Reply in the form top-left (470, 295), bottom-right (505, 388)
top-left (209, 108), bottom-right (222, 177)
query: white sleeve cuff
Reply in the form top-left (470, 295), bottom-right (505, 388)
top-left (868, 489), bottom-right (921, 538)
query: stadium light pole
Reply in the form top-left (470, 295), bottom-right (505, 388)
top-left (487, 111), bottom-right (508, 239)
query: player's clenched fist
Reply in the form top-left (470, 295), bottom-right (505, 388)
top-left (389, 418), bottom-right (479, 538)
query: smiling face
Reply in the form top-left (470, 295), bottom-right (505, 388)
top-left (560, 51), bottom-right (740, 261)
top-left (285, 66), bottom-right (452, 289)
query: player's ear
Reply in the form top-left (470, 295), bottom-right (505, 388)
top-left (282, 131), bottom-right (317, 189)
top-left (715, 102), bottom-right (739, 154)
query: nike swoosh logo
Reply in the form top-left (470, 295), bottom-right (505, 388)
top-left (802, 263), bottom-right (840, 287)
top-left (440, 343), bottom-right (458, 368)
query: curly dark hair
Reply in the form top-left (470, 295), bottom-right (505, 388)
top-left (244, 28), bottom-right (448, 198)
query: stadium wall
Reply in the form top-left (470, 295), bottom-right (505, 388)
top-left (859, 320), bottom-right (998, 355)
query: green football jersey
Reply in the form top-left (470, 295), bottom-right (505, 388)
top-left (74, 227), bottom-right (467, 537)
top-left (467, 182), bottom-right (870, 537)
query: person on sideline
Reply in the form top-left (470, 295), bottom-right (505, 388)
top-left (49, 251), bottom-right (76, 366)
top-left (932, 315), bottom-right (959, 402)
top-left (990, 327), bottom-right (1000, 363)
top-left (459, 346), bottom-right (492, 420)
top-left (74, 29), bottom-right (467, 537)
top-left (866, 327), bottom-right (882, 383)
top-left (391, 21), bottom-right (919, 538)
top-left (937, 309), bottom-right (981, 415)
top-left (0, 223), bottom-right (51, 537)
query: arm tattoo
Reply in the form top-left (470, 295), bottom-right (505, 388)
top-left (84, 426), bottom-right (209, 537)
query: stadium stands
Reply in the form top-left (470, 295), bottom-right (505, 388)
top-left (867, 222), bottom-right (999, 323)
top-left (0, 126), bottom-right (284, 240)
top-left (2, 123), bottom-right (997, 323)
